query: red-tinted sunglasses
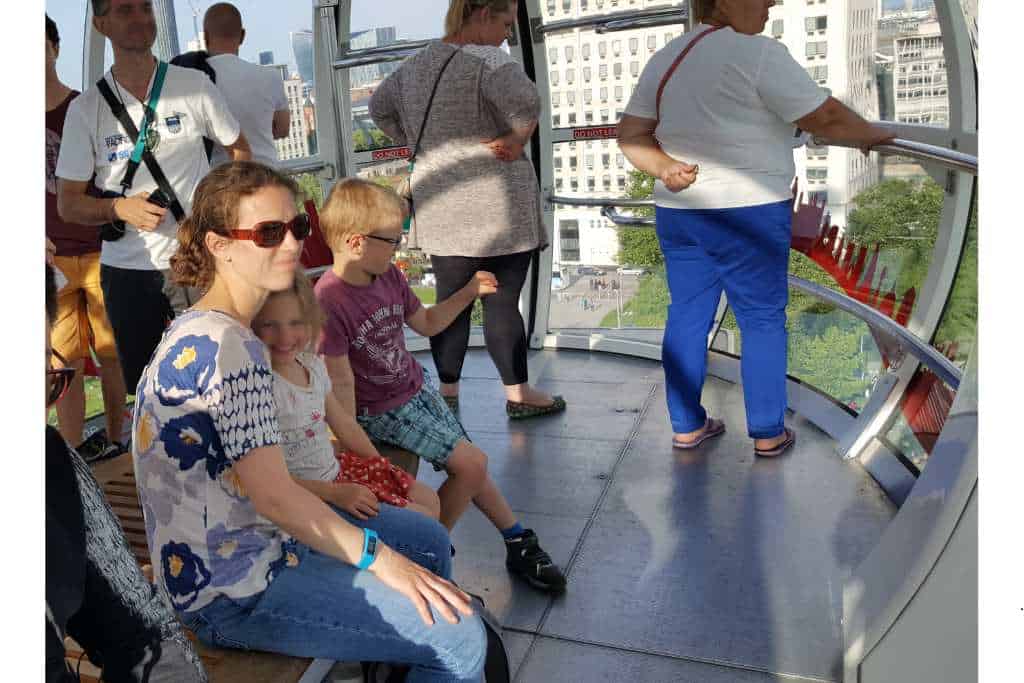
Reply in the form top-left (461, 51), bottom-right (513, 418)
top-left (229, 214), bottom-right (311, 248)
top-left (48, 351), bottom-right (75, 407)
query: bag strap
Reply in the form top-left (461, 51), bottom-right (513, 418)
top-left (409, 47), bottom-right (460, 164)
top-left (96, 62), bottom-right (185, 222)
top-left (655, 25), bottom-right (725, 120)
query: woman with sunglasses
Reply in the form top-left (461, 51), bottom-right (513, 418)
top-left (370, 0), bottom-right (566, 420)
top-left (46, 264), bottom-right (208, 682)
top-left (132, 161), bottom-right (486, 681)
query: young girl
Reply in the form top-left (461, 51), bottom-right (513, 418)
top-left (253, 272), bottom-right (441, 521)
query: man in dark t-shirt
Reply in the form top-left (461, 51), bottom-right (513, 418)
top-left (46, 14), bottom-right (127, 462)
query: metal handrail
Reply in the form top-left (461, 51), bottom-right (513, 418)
top-left (788, 276), bottom-right (961, 390)
top-left (333, 39), bottom-right (432, 70)
top-left (817, 137), bottom-right (977, 175)
top-left (602, 206), bottom-right (654, 226)
top-left (548, 195), bottom-right (653, 209)
top-left (537, 6), bottom-right (687, 35)
top-left (279, 159), bottom-right (329, 176)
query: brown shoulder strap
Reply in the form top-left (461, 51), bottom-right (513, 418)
top-left (655, 25), bottom-right (725, 120)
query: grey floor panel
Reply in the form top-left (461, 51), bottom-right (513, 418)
top-left (541, 385), bottom-right (894, 680)
top-left (441, 508), bottom-right (587, 631)
top-left (502, 631), bottom-right (534, 681)
top-left (418, 431), bottom-right (622, 518)
top-left (515, 637), bottom-right (796, 683)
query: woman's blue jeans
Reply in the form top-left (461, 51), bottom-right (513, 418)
top-left (181, 504), bottom-right (487, 682)
top-left (656, 200), bottom-right (791, 440)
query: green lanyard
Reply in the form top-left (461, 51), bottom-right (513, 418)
top-left (129, 61), bottom-right (168, 164)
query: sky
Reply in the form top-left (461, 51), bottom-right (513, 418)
top-left (46, 0), bottom-right (449, 90)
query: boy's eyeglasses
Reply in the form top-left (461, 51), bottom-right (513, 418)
top-left (48, 351), bottom-right (75, 407)
top-left (229, 214), bottom-right (311, 248)
top-left (361, 233), bottom-right (406, 249)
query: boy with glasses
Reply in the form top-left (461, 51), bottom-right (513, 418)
top-left (314, 178), bottom-right (568, 594)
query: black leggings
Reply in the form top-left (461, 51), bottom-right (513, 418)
top-left (430, 250), bottom-right (534, 386)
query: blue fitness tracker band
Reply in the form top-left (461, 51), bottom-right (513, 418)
top-left (357, 528), bottom-right (380, 570)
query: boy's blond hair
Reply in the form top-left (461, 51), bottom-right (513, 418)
top-left (319, 177), bottom-right (408, 252)
top-left (259, 270), bottom-right (325, 352)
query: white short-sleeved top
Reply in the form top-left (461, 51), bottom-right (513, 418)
top-left (56, 64), bottom-right (241, 270)
top-left (625, 24), bottom-right (828, 210)
top-left (272, 352), bottom-right (340, 483)
top-left (133, 310), bottom-right (299, 614)
top-left (206, 55), bottom-right (288, 168)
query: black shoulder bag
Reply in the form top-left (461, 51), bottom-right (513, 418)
top-left (399, 46), bottom-right (460, 243)
top-left (95, 62), bottom-right (186, 241)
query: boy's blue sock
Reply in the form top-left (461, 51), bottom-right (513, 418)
top-left (501, 522), bottom-right (525, 540)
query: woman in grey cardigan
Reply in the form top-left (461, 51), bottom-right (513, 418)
top-left (370, 0), bottom-right (566, 420)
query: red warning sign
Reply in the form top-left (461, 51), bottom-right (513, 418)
top-left (571, 126), bottom-right (618, 140)
top-left (371, 146), bottom-right (411, 161)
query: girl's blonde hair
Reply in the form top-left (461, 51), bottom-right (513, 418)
top-left (444, 0), bottom-right (514, 37)
top-left (258, 270), bottom-right (325, 352)
top-left (319, 177), bottom-right (407, 252)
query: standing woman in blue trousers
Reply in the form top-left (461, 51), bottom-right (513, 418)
top-left (618, 0), bottom-right (893, 456)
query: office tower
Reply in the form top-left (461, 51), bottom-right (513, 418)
top-left (275, 75), bottom-right (312, 162)
top-left (153, 0), bottom-right (181, 61)
top-left (259, 50), bottom-right (275, 66)
top-left (291, 30), bottom-right (315, 86)
top-left (348, 27), bottom-right (399, 88)
top-left (543, 0), bottom-right (683, 267)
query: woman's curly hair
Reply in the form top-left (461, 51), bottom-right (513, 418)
top-left (170, 161), bottom-right (301, 292)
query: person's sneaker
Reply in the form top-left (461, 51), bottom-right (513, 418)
top-left (76, 431), bottom-right (128, 464)
top-left (504, 529), bottom-right (567, 594)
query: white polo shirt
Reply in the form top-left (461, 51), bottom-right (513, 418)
top-left (206, 54), bottom-right (288, 168)
top-left (625, 24), bottom-right (828, 210)
top-left (56, 63), bottom-right (241, 270)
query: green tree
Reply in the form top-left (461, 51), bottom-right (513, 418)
top-left (788, 325), bottom-right (872, 407)
top-left (353, 129), bottom-right (370, 152)
top-left (294, 172), bottom-right (323, 208)
top-left (616, 170), bottom-right (663, 267)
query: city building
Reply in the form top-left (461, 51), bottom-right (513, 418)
top-left (766, 0), bottom-right (880, 228)
top-left (259, 50), bottom-right (275, 66)
top-left (893, 15), bottom-right (949, 126)
top-left (291, 29), bottom-right (315, 86)
top-left (348, 27), bottom-right (399, 88)
top-left (543, 0), bottom-right (682, 268)
top-left (275, 75), bottom-right (312, 161)
top-left (152, 0), bottom-right (181, 61)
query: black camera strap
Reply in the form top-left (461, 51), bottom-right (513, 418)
top-left (96, 65), bottom-right (186, 222)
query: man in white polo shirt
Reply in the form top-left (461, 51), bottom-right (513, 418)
top-left (56, 0), bottom-right (251, 393)
top-left (203, 2), bottom-right (290, 167)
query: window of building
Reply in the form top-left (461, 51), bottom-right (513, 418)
top-left (547, 1), bottom-right (556, 16)
top-left (600, 109), bottom-right (609, 122)
top-left (600, 87), bottom-right (608, 102)
top-left (566, 69), bottom-right (575, 84)
top-left (807, 168), bottom-right (827, 181)
top-left (617, 176), bottom-right (626, 190)
top-left (806, 64), bottom-right (828, 81)
top-left (568, 112), bottom-right (577, 124)
top-left (570, 178), bottom-right (579, 191)
top-left (805, 16), bottom-right (827, 31)
top-left (587, 178), bottom-right (596, 191)
top-left (630, 61), bottom-right (640, 77)
top-left (771, 19), bottom-right (784, 38)
top-left (806, 41), bottom-right (827, 58)
top-left (566, 91), bottom-right (576, 105)
top-left (585, 154), bottom-right (594, 168)
top-left (562, 0), bottom-right (571, 10)
top-left (612, 40), bottom-right (622, 57)
top-left (548, 47), bottom-right (558, 64)
top-left (664, 32), bottom-right (673, 45)
top-left (614, 63), bottom-right (623, 78)
top-left (614, 85), bottom-right (624, 101)
top-left (553, 113), bottom-right (561, 126)
top-left (601, 153), bottom-right (610, 166)
top-left (552, 91), bottom-right (560, 107)
top-left (554, 157), bottom-right (563, 169)
top-left (629, 37), bottom-right (639, 55)
top-left (566, 46), bottom-right (575, 62)
top-left (647, 35), bottom-right (657, 51)
top-left (582, 44), bottom-right (591, 60)
top-left (550, 70), bottom-right (559, 85)
top-left (585, 111), bottom-right (594, 123)
top-left (584, 67), bottom-right (592, 82)
top-left (616, 153), bottom-right (624, 167)
top-left (584, 90), bottom-right (593, 104)
top-left (599, 42), bottom-right (608, 58)
top-left (555, 178), bottom-right (564, 191)
top-left (570, 156), bottom-right (578, 169)
top-left (599, 64), bottom-right (608, 79)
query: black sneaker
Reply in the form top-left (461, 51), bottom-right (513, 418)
top-left (504, 529), bottom-right (567, 595)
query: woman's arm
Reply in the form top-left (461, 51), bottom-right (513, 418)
top-left (234, 447), bottom-right (471, 625)
top-left (617, 114), bottom-right (699, 192)
top-left (368, 73), bottom-right (407, 145)
top-left (795, 97), bottom-right (895, 153)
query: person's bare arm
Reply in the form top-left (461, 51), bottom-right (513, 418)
top-left (483, 120), bottom-right (537, 161)
top-left (293, 476), bottom-right (380, 520)
top-left (223, 131), bottom-right (252, 161)
top-left (795, 97), bottom-right (895, 153)
top-left (405, 272), bottom-right (497, 339)
top-left (324, 354), bottom-right (358, 416)
top-left (617, 114), bottom-right (698, 192)
top-left (324, 389), bottom-right (382, 459)
top-left (272, 110), bottom-right (291, 140)
top-left (233, 447), bottom-right (472, 625)
top-left (57, 179), bottom-right (166, 230)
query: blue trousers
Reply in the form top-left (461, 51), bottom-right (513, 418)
top-left (656, 200), bottom-right (791, 439)
top-left (181, 504), bottom-right (486, 682)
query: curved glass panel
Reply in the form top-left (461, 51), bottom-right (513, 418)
top-left (46, 1), bottom-right (89, 89)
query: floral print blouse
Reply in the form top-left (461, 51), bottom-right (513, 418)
top-left (133, 310), bottom-right (299, 615)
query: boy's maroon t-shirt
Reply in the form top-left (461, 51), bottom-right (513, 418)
top-left (46, 91), bottom-right (100, 256)
top-left (315, 265), bottom-right (424, 415)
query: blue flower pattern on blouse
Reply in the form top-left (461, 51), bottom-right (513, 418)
top-left (134, 311), bottom-right (290, 615)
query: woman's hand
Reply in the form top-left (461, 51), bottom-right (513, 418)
top-left (369, 544), bottom-right (474, 625)
top-left (469, 271), bottom-right (499, 298)
top-left (859, 125), bottom-right (897, 156)
top-left (332, 482), bottom-right (380, 520)
top-left (482, 133), bottom-right (525, 161)
top-left (660, 161), bottom-right (699, 192)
